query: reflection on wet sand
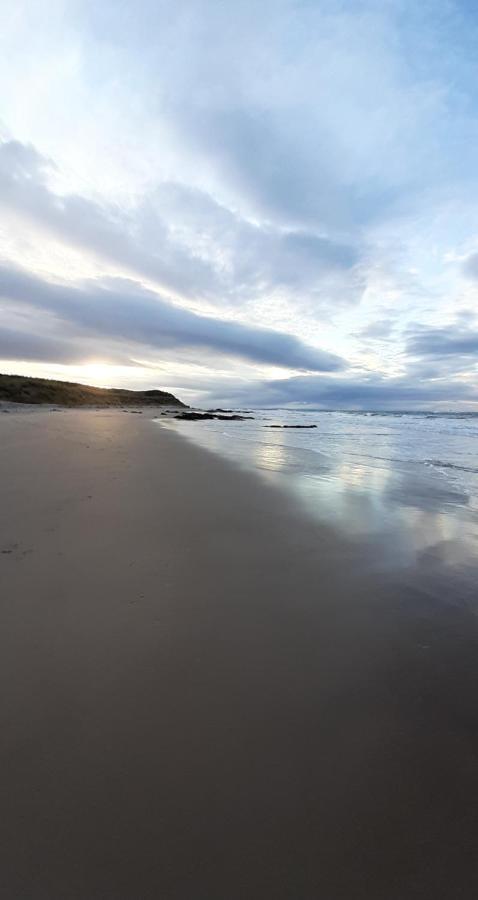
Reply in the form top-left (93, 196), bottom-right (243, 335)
top-left (162, 415), bottom-right (478, 586)
top-left (253, 437), bottom-right (291, 473)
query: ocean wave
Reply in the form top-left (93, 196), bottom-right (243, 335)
top-left (424, 459), bottom-right (478, 474)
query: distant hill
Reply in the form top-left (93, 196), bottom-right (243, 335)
top-left (0, 374), bottom-right (186, 408)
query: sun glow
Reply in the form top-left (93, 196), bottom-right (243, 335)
top-left (0, 360), bottom-right (156, 390)
top-left (69, 362), bottom-right (164, 389)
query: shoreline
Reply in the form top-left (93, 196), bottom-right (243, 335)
top-left (1, 408), bottom-right (478, 898)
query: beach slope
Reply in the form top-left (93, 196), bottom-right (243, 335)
top-left (1, 409), bottom-right (478, 899)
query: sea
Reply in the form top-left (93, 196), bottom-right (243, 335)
top-left (159, 408), bottom-right (478, 585)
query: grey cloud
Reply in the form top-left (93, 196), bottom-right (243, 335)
top-left (454, 309), bottom-right (478, 324)
top-left (406, 324), bottom-right (478, 359)
top-left (0, 140), bottom-right (219, 301)
top-left (462, 252), bottom-right (478, 280)
top-left (0, 264), bottom-right (344, 372)
top-left (0, 325), bottom-right (82, 364)
top-left (356, 319), bottom-right (396, 340)
top-left (156, 182), bottom-right (360, 304)
top-left (183, 106), bottom-right (343, 229)
top-left (125, 1), bottom-right (466, 232)
top-left (0, 309), bottom-right (139, 367)
top-left (0, 139), bottom-right (359, 309)
top-left (209, 373), bottom-right (477, 410)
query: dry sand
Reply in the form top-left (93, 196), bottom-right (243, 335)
top-left (1, 408), bottom-right (478, 899)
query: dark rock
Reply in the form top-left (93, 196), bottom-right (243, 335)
top-left (175, 411), bottom-right (253, 422)
top-left (215, 414), bottom-right (254, 420)
top-left (174, 412), bottom-right (216, 421)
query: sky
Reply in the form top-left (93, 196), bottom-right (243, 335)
top-left (1, 0), bottom-right (478, 409)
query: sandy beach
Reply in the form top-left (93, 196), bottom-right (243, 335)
top-left (1, 408), bottom-right (478, 899)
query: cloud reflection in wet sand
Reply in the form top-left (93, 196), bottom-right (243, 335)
top-left (160, 411), bottom-right (478, 587)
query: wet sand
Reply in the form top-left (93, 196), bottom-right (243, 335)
top-left (1, 408), bottom-right (478, 899)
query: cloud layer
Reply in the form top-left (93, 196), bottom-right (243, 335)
top-left (1, 1), bottom-right (478, 407)
top-left (0, 264), bottom-right (343, 372)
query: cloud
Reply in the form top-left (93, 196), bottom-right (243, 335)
top-left (0, 139), bottom-right (359, 310)
top-left (2, 2), bottom-right (478, 407)
top-left (355, 319), bottom-right (396, 340)
top-left (0, 140), bottom-right (220, 302)
top-left (406, 324), bottom-right (478, 359)
top-left (0, 264), bottom-right (344, 372)
top-left (208, 372), bottom-right (478, 410)
top-left (115, 0), bottom-right (474, 231)
top-left (0, 325), bottom-right (82, 364)
top-left (462, 252), bottom-right (478, 281)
